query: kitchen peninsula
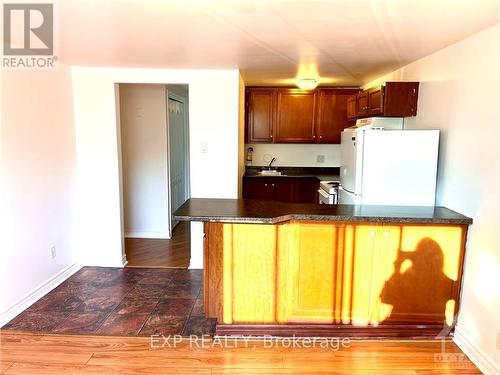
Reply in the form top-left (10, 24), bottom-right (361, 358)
top-left (174, 198), bottom-right (472, 338)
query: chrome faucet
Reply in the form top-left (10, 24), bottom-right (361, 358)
top-left (268, 157), bottom-right (276, 170)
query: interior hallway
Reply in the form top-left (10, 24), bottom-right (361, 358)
top-left (125, 222), bottom-right (190, 268)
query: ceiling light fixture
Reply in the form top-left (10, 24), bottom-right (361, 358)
top-left (296, 78), bottom-right (319, 90)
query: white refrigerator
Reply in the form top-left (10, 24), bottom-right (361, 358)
top-left (339, 123), bottom-right (439, 206)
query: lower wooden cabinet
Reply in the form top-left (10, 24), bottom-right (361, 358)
top-left (279, 222), bottom-right (465, 326)
top-left (205, 220), bottom-right (467, 333)
top-left (242, 177), bottom-right (319, 204)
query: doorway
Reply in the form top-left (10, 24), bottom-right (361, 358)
top-left (118, 83), bottom-right (190, 268)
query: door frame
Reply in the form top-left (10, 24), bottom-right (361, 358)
top-left (166, 89), bottom-right (190, 236)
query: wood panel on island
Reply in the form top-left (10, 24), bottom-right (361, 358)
top-left (174, 198), bottom-right (472, 338)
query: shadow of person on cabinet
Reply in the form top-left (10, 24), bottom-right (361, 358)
top-left (379, 237), bottom-right (455, 328)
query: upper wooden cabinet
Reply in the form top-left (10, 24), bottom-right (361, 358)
top-left (316, 89), bottom-right (359, 143)
top-left (346, 95), bottom-right (357, 119)
top-left (348, 82), bottom-right (419, 119)
top-left (246, 89), bottom-right (276, 143)
top-left (245, 87), bottom-right (360, 144)
top-left (355, 90), bottom-right (369, 118)
top-left (275, 89), bottom-right (316, 143)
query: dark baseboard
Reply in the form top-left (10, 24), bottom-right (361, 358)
top-left (216, 323), bottom-right (454, 338)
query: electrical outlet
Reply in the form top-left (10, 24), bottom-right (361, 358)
top-left (50, 245), bottom-right (56, 259)
top-left (200, 141), bottom-right (208, 153)
top-left (316, 155), bottom-right (325, 163)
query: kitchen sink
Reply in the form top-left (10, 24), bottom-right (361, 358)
top-left (259, 170), bottom-right (282, 176)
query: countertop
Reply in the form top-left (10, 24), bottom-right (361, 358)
top-left (174, 198), bottom-right (473, 225)
top-left (243, 166), bottom-right (340, 182)
top-left (244, 173), bottom-right (340, 181)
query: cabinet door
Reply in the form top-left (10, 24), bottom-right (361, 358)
top-left (368, 86), bottom-right (384, 115)
top-left (375, 225), bottom-right (465, 326)
top-left (283, 223), bottom-right (341, 323)
top-left (246, 89), bottom-right (275, 143)
top-left (268, 178), bottom-right (294, 202)
top-left (356, 91), bottom-right (369, 117)
top-left (293, 177), bottom-right (319, 203)
top-left (315, 89), bottom-right (358, 144)
top-left (275, 90), bottom-right (316, 143)
top-left (242, 178), bottom-right (269, 200)
top-left (346, 95), bottom-right (357, 119)
top-left (345, 225), bottom-right (378, 325)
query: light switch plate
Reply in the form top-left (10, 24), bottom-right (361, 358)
top-left (316, 155), bottom-right (325, 163)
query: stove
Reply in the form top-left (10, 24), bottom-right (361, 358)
top-left (318, 180), bottom-right (340, 205)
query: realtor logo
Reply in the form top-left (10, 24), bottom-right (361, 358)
top-left (3, 3), bottom-right (56, 68)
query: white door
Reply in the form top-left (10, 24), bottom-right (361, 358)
top-left (168, 97), bottom-right (188, 229)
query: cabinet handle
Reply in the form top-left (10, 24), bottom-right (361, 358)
top-left (270, 134), bottom-right (273, 138)
top-left (383, 231), bottom-right (390, 237)
top-left (264, 183), bottom-right (268, 187)
top-left (319, 135), bottom-right (323, 139)
top-left (271, 183), bottom-right (275, 187)
top-left (370, 231), bottom-right (376, 237)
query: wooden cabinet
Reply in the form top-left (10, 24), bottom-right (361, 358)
top-left (315, 89), bottom-right (359, 143)
top-left (245, 87), bottom-right (360, 144)
top-left (242, 177), bottom-right (319, 204)
top-left (275, 90), bottom-right (316, 143)
top-left (376, 224), bottom-right (464, 325)
top-left (367, 86), bottom-right (384, 115)
top-left (278, 222), bottom-right (464, 326)
top-left (293, 177), bottom-right (319, 203)
top-left (346, 95), bottom-right (357, 119)
top-left (207, 220), bottom-right (467, 336)
top-left (350, 82), bottom-right (419, 119)
top-left (246, 89), bottom-right (275, 143)
top-left (241, 177), bottom-right (269, 200)
top-left (242, 177), bottom-right (294, 202)
top-left (284, 223), bottom-right (340, 323)
top-left (355, 90), bottom-right (370, 117)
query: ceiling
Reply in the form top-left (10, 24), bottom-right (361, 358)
top-left (56, 0), bottom-right (499, 86)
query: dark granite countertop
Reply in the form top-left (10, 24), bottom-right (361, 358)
top-left (244, 166), bottom-right (340, 182)
top-left (244, 173), bottom-right (340, 181)
top-left (174, 198), bottom-right (473, 225)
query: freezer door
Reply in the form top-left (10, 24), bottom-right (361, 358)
top-left (340, 129), bottom-right (360, 193)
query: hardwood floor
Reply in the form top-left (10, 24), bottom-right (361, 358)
top-left (125, 222), bottom-right (190, 268)
top-left (0, 332), bottom-right (480, 374)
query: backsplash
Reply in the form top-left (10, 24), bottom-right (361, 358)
top-left (246, 143), bottom-right (341, 167)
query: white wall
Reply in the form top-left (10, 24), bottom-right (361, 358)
top-left (119, 84), bottom-right (169, 239)
top-left (71, 68), bottom-right (240, 269)
top-left (0, 64), bottom-right (79, 324)
top-left (246, 143), bottom-right (340, 167)
top-left (238, 75), bottom-right (246, 197)
top-left (365, 24), bottom-right (500, 374)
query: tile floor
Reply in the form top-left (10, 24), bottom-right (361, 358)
top-left (1, 267), bottom-right (216, 336)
